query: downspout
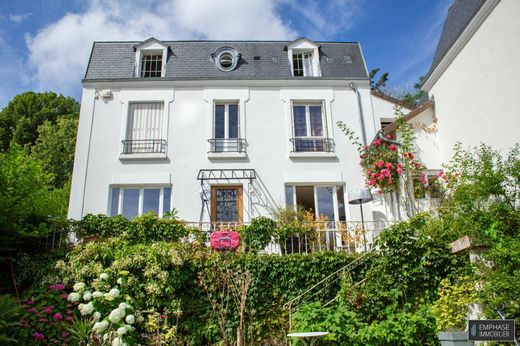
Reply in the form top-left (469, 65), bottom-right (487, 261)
top-left (80, 90), bottom-right (99, 218)
top-left (350, 83), bottom-right (367, 146)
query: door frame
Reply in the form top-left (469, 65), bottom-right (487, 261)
top-left (210, 185), bottom-right (244, 223)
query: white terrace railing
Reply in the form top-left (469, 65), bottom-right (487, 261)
top-left (184, 221), bottom-right (395, 254)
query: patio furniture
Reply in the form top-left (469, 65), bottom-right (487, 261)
top-left (287, 332), bottom-right (329, 346)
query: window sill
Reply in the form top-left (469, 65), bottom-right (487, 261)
top-left (289, 152), bottom-right (336, 159)
top-left (119, 153), bottom-right (168, 160)
top-left (208, 152), bottom-right (247, 160)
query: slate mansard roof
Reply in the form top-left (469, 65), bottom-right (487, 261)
top-left (83, 40), bottom-right (369, 82)
top-left (429, 0), bottom-right (486, 73)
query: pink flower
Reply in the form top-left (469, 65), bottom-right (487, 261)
top-left (397, 167), bottom-right (403, 174)
top-left (53, 313), bottom-right (63, 321)
top-left (368, 179), bottom-right (376, 186)
top-left (43, 308), bottom-right (52, 315)
top-left (39, 318), bottom-right (47, 323)
top-left (32, 332), bottom-right (45, 341)
top-left (28, 307), bottom-right (37, 314)
top-left (378, 160), bottom-right (384, 167)
top-left (66, 316), bottom-right (73, 322)
top-left (49, 284), bottom-right (65, 290)
top-left (377, 189), bottom-right (383, 194)
top-left (397, 162), bottom-right (402, 168)
top-left (62, 332), bottom-right (69, 338)
top-left (377, 174), bottom-right (384, 181)
top-left (67, 310), bottom-right (73, 315)
top-left (386, 162), bottom-right (393, 169)
top-left (62, 294), bottom-right (68, 299)
top-left (389, 144), bottom-right (397, 151)
top-left (373, 139), bottom-right (382, 146)
top-left (388, 178), bottom-right (393, 184)
top-left (27, 299), bottom-right (34, 305)
top-left (20, 319), bottom-right (29, 328)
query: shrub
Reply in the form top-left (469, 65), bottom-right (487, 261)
top-left (0, 294), bottom-right (30, 345)
top-left (240, 216), bottom-right (277, 253)
top-left (22, 283), bottom-right (77, 344)
top-left (432, 277), bottom-right (478, 331)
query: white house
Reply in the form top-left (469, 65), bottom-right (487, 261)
top-left (409, 0), bottom-right (520, 168)
top-left (68, 37), bottom-right (400, 231)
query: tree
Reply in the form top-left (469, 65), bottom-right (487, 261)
top-left (401, 76), bottom-right (426, 108)
top-left (0, 145), bottom-right (67, 260)
top-left (31, 116), bottom-right (78, 188)
top-left (369, 68), bottom-right (389, 92)
top-left (0, 91), bottom-right (79, 151)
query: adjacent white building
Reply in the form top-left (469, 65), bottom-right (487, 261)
top-left (69, 37), bottom-right (393, 226)
top-left (411, 0), bottom-right (520, 168)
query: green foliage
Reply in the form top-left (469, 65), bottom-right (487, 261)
top-left (0, 145), bottom-right (67, 261)
top-left (23, 284), bottom-right (77, 344)
top-left (31, 116), bottom-right (78, 188)
top-left (0, 294), bottom-right (29, 345)
top-left (356, 215), bottom-right (460, 321)
top-left (401, 76), bottom-right (426, 108)
top-left (73, 212), bottom-right (195, 243)
top-left (432, 277), bottom-right (478, 331)
top-left (0, 91), bottom-right (79, 151)
top-left (240, 216), bottom-right (277, 253)
top-left (292, 302), bottom-right (437, 345)
top-left (369, 68), bottom-right (389, 92)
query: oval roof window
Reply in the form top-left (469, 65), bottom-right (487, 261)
top-left (214, 47), bottom-right (240, 72)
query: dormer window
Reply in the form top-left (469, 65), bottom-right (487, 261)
top-left (286, 38), bottom-right (321, 78)
top-left (140, 53), bottom-right (163, 77)
top-left (214, 47), bottom-right (240, 72)
top-left (292, 51), bottom-right (314, 76)
top-left (134, 37), bottom-right (169, 78)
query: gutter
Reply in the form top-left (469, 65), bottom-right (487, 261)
top-left (350, 83), bottom-right (368, 146)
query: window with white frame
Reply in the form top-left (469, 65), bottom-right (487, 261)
top-left (291, 102), bottom-right (332, 152)
top-left (285, 185), bottom-right (346, 221)
top-left (292, 51), bottom-right (314, 77)
top-left (210, 102), bottom-right (244, 153)
top-left (140, 53), bottom-right (163, 77)
top-left (110, 186), bottom-right (172, 219)
top-left (123, 102), bottom-right (165, 154)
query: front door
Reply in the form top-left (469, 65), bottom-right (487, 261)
top-left (211, 185), bottom-right (243, 225)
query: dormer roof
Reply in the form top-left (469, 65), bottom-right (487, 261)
top-left (133, 37), bottom-right (170, 51)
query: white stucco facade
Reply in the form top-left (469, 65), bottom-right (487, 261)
top-left (422, 0), bottom-right (520, 158)
top-left (68, 79), bottom-right (386, 223)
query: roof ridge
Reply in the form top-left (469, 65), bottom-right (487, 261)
top-left (92, 39), bottom-right (361, 44)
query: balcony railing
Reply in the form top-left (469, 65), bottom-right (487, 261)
top-left (290, 137), bottom-right (334, 153)
top-left (184, 221), bottom-right (394, 254)
top-left (121, 139), bottom-right (167, 154)
top-left (208, 138), bottom-right (246, 153)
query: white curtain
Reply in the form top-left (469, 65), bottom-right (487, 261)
top-left (127, 102), bottom-right (164, 140)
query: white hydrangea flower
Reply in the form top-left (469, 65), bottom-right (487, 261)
top-left (99, 273), bottom-right (109, 280)
top-left (125, 315), bottom-right (135, 324)
top-left (93, 311), bottom-right (101, 321)
top-left (73, 282), bottom-right (86, 292)
top-left (92, 291), bottom-right (103, 299)
top-left (104, 288), bottom-right (120, 301)
top-left (117, 326), bottom-right (128, 336)
top-left (137, 315), bottom-right (145, 323)
top-left (92, 320), bottom-right (109, 334)
top-left (68, 292), bottom-right (81, 302)
top-left (117, 278), bottom-right (123, 285)
top-left (112, 337), bottom-right (126, 346)
top-left (118, 302), bottom-right (131, 310)
top-left (109, 308), bottom-right (126, 323)
top-left (80, 302), bottom-right (94, 315)
top-left (83, 291), bottom-right (92, 301)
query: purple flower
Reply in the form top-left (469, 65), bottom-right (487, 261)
top-left (27, 299), bottom-right (34, 305)
top-left (49, 284), bottom-right (66, 290)
top-left (43, 308), bottom-right (52, 315)
top-left (28, 307), bottom-right (37, 314)
top-left (39, 318), bottom-right (47, 323)
top-left (32, 332), bottom-right (45, 341)
top-left (62, 332), bottom-right (69, 338)
top-left (53, 313), bottom-right (63, 321)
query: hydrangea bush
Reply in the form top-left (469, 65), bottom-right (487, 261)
top-left (22, 283), bottom-right (77, 344)
top-left (67, 272), bottom-right (143, 346)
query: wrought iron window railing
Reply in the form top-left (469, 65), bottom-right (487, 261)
top-left (208, 138), bottom-right (246, 153)
top-left (290, 137), bottom-right (334, 153)
top-left (121, 139), bottom-right (167, 154)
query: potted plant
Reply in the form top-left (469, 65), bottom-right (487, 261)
top-left (432, 277), bottom-right (478, 345)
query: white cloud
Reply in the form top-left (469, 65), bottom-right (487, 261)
top-left (24, 0), bottom-right (297, 96)
top-left (9, 13), bottom-right (32, 24)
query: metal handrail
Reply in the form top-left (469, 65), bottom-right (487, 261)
top-left (121, 139), bottom-right (166, 154)
top-left (290, 137), bottom-right (334, 153)
top-left (208, 138), bottom-right (246, 153)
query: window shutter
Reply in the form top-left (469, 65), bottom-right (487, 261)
top-left (127, 103), bottom-right (164, 140)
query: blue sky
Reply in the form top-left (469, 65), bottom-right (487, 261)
top-left (0, 0), bottom-right (451, 108)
